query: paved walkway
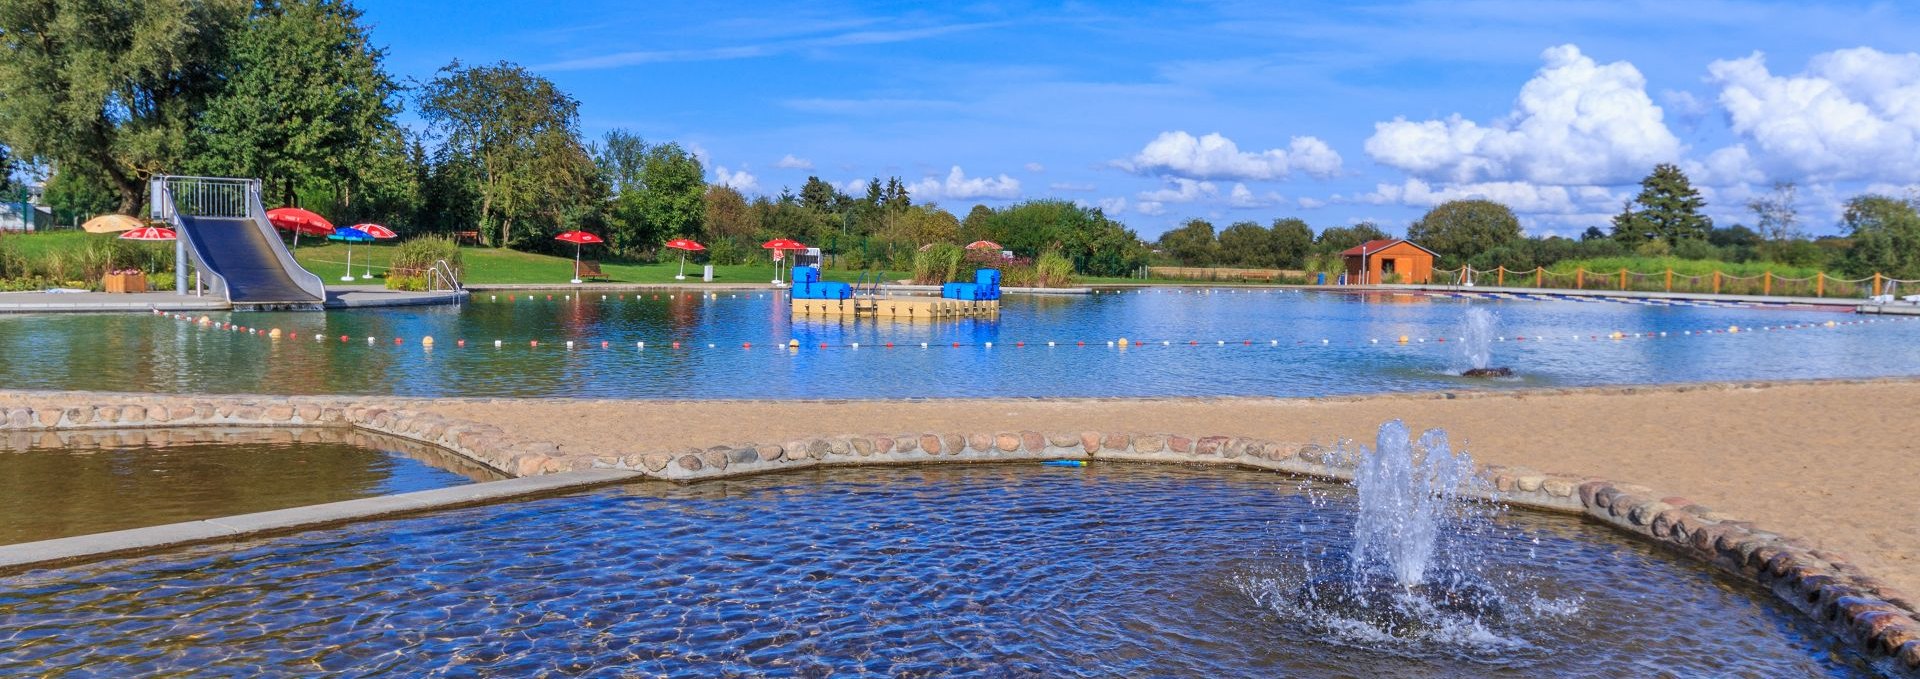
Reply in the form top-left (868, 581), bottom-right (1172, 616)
top-left (0, 286), bottom-right (464, 313)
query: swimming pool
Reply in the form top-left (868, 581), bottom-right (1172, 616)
top-left (0, 465), bottom-right (1869, 676)
top-left (0, 289), bottom-right (1911, 398)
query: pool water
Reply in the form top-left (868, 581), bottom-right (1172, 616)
top-left (1, 289), bottom-right (1912, 399)
top-left (0, 429), bottom-right (499, 544)
top-left (0, 465), bottom-right (1871, 677)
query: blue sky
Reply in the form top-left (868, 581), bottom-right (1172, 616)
top-left (363, 0), bottom-right (1920, 238)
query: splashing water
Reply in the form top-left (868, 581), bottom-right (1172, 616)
top-left (1455, 306), bottom-right (1498, 374)
top-left (1350, 420), bottom-right (1476, 587)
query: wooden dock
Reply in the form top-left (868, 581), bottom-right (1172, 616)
top-left (791, 296), bottom-right (998, 320)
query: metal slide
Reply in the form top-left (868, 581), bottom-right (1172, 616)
top-left (152, 176), bottom-right (326, 309)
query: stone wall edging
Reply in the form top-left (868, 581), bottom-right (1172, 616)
top-left (596, 430), bottom-right (1918, 672)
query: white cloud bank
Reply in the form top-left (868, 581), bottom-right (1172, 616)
top-left (1707, 47), bottom-right (1920, 184)
top-left (1365, 44), bottom-right (1681, 186)
top-left (713, 166), bottom-right (758, 192)
top-left (1119, 131), bottom-right (1342, 180)
top-left (1137, 177), bottom-right (1217, 203)
top-left (775, 154), bottom-right (814, 170)
top-left (909, 166), bottom-right (1021, 201)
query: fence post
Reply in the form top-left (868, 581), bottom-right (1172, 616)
top-left (1817, 273), bottom-right (1825, 297)
top-left (1535, 267), bottom-right (1542, 288)
top-left (1497, 267), bottom-right (1504, 286)
top-left (1575, 267), bottom-right (1584, 289)
top-left (1618, 268), bottom-right (1626, 291)
top-left (1763, 271), bottom-right (1772, 296)
top-left (1713, 270), bottom-right (1721, 294)
top-left (1873, 273), bottom-right (1883, 297)
top-left (1665, 269), bottom-right (1673, 292)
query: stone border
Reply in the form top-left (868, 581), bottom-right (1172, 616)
top-left (0, 388), bottom-right (1914, 671)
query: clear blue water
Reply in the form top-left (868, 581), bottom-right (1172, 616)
top-left (0, 465), bottom-right (1871, 677)
top-left (0, 289), bottom-right (1910, 398)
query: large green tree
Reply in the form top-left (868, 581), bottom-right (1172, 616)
top-left (1314, 222), bottom-right (1388, 254)
top-left (1612, 163), bottom-right (1711, 246)
top-left (192, 0), bottom-right (400, 211)
top-left (1840, 194), bottom-right (1920, 280)
top-left (1406, 199), bottom-right (1522, 264)
top-left (0, 0), bottom-right (247, 213)
top-left (418, 60), bottom-right (595, 247)
top-left (968, 200), bottom-right (1145, 276)
top-left (1217, 221), bottom-right (1275, 267)
top-left (702, 184), bottom-right (752, 240)
top-left (1158, 218), bottom-right (1218, 266)
top-left (1269, 217), bottom-right (1313, 268)
top-left (619, 140), bottom-right (705, 254)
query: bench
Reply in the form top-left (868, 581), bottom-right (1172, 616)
top-left (454, 230), bottom-right (480, 245)
top-left (575, 260), bottom-right (610, 280)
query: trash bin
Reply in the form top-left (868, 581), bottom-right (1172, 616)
top-left (1316, 272), bottom-right (1327, 285)
top-left (703, 265), bottom-right (714, 282)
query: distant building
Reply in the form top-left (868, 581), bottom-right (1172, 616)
top-left (1340, 239), bottom-right (1436, 284)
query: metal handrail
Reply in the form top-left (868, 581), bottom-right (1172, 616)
top-left (426, 259), bottom-right (462, 292)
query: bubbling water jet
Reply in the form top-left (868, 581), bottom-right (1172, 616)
top-left (1455, 307), bottom-right (1511, 378)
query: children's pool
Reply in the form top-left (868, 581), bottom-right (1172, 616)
top-left (0, 289), bottom-right (1911, 399)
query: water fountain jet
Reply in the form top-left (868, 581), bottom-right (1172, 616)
top-left (1455, 307), bottom-right (1512, 378)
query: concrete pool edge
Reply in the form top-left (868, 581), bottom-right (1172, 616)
top-left (0, 468), bottom-right (641, 574)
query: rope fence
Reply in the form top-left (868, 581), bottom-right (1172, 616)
top-left (1442, 266), bottom-right (1919, 299)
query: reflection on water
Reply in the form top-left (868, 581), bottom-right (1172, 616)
top-left (0, 464), bottom-right (1868, 677)
top-left (0, 428), bottom-right (498, 544)
top-left (0, 290), bottom-right (1913, 398)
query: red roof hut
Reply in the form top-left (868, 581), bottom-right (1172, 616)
top-left (1340, 239), bottom-right (1437, 285)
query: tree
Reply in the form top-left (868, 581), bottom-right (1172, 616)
top-left (1840, 194), bottom-right (1920, 279)
top-left (0, 143), bottom-right (15, 194)
top-left (418, 60), bottom-right (595, 248)
top-left (1314, 222), bottom-right (1388, 254)
top-left (0, 0), bottom-right (247, 213)
top-left (702, 184), bottom-right (753, 240)
top-left (798, 176), bottom-right (841, 213)
top-left (969, 200), bottom-right (1147, 276)
top-left (1581, 226), bottom-right (1607, 241)
top-left (1158, 218), bottom-right (1218, 266)
top-left (1747, 181), bottom-right (1801, 243)
top-left (1217, 221), bottom-right (1275, 267)
top-left (1612, 163), bottom-right (1711, 246)
top-left (193, 0), bottom-right (400, 210)
top-left (890, 204), bottom-right (959, 246)
top-left (960, 204), bottom-right (994, 241)
top-left (600, 137), bottom-right (703, 255)
top-left (1269, 217), bottom-right (1313, 269)
top-left (1406, 199), bottom-right (1521, 264)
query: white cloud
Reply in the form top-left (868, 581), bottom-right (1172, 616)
top-left (1074, 197), bottom-right (1128, 214)
top-left (1360, 178), bottom-right (1622, 215)
top-left (1708, 47), bottom-right (1920, 183)
top-left (1227, 183), bottom-right (1283, 208)
top-left (1137, 177), bottom-right (1217, 203)
top-left (1049, 182), bottom-right (1097, 192)
top-left (713, 166), bottom-right (758, 192)
top-left (1687, 145), bottom-right (1765, 186)
top-left (1024, 162), bottom-right (1045, 172)
top-left (1296, 197), bottom-right (1327, 209)
top-left (687, 143), bottom-right (712, 167)
top-left (1865, 183), bottom-right (1920, 199)
top-left (1661, 90), bottom-right (1710, 128)
top-left (1135, 201), bottom-right (1167, 216)
top-left (1118, 131), bottom-right (1342, 180)
top-left (839, 178), bottom-right (870, 194)
top-left (908, 166), bottom-right (1022, 201)
top-left (1364, 44), bottom-right (1681, 186)
top-left (776, 154), bottom-right (814, 170)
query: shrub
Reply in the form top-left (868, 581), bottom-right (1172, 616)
top-left (912, 243), bottom-right (965, 284)
top-left (705, 236), bottom-right (748, 265)
top-left (1034, 250), bottom-right (1074, 288)
top-left (385, 275), bottom-right (429, 291)
top-left (388, 235), bottom-right (463, 279)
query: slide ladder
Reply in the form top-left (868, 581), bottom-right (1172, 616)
top-left (150, 176), bottom-right (326, 310)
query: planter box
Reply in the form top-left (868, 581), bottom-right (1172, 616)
top-left (102, 272), bottom-right (147, 293)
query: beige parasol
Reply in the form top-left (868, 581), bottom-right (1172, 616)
top-left (81, 214), bottom-right (145, 234)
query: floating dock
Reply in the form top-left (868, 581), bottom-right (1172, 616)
top-left (791, 296), bottom-right (998, 319)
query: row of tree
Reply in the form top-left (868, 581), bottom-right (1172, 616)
top-left (1153, 163), bottom-right (1920, 279)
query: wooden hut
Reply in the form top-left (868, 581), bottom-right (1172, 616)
top-left (1340, 239), bottom-right (1437, 284)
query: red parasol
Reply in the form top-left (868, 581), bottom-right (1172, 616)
top-left (555, 231), bottom-right (604, 283)
top-left (665, 238), bottom-right (706, 280)
top-left (761, 238), bottom-right (806, 285)
top-left (353, 223), bottom-right (398, 240)
top-left (266, 207), bottom-right (334, 237)
top-left (118, 226), bottom-right (177, 241)
top-left (965, 240), bottom-right (1002, 250)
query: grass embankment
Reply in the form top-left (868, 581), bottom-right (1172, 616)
top-left (289, 242), bottom-right (862, 286)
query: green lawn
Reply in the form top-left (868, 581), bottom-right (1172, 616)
top-left (289, 242), bottom-right (869, 285)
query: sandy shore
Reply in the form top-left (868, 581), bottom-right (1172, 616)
top-left (429, 379), bottom-right (1920, 598)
